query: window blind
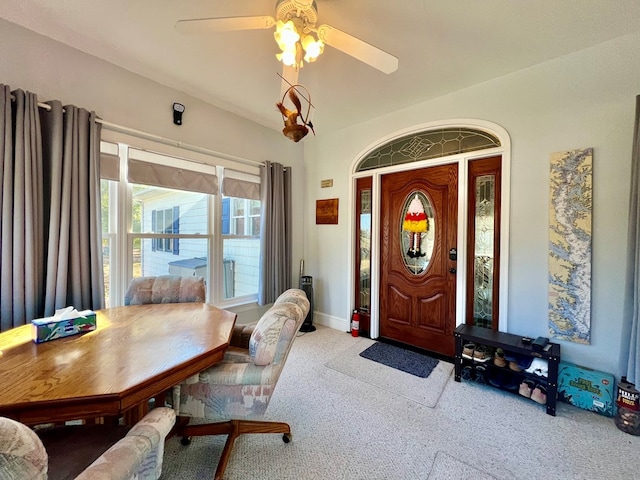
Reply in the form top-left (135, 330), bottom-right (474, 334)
top-left (100, 141), bottom-right (119, 181)
top-left (127, 147), bottom-right (219, 194)
top-left (221, 168), bottom-right (260, 200)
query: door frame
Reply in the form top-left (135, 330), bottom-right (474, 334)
top-left (348, 119), bottom-right (511, 338)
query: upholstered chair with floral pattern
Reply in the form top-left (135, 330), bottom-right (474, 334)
top-left (173, 288), bottom-right (310, 480)
top-left (124, 275), bottom-right (205, 306)
top-left (0, 406), bottom-right (176, 480)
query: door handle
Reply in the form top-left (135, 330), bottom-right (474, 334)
top-left (449, 268), bottom-right (457, 274)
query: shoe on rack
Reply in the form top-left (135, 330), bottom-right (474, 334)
top-left (531, 385), bottom-right (547, 404)
top-left (461, 365), bottom-right (475, 381)
top-left (519, 379), bottom-right (535, 398)
top-left (508, 361), bottom-right (523, 372)
top-left (473, 345), bottom-right (491, 361)
top-left (488, 369), bottom-right (504, 388)
top-left (462, 343), bottom-right (476, 358)
top-left (474, 365), bottom-right (488, 384)
top-left (493, 348), bottom-right (507, 368)
top-left (503, 378), bottom-right (520, 391)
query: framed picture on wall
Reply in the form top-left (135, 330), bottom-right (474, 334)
top-left (316, 199), bottom-right (339, 224)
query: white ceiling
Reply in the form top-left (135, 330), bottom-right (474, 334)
top-left (2, 0), bottom-right (640, 136)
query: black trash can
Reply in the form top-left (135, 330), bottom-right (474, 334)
top-left (299, 276), bottom-right (315, 332)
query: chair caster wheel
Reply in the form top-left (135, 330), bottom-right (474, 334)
top-left (180, 436), bottom-right (192, 446)
top-left (282, 433), bottom-right (291, 443)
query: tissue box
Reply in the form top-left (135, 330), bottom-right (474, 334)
top-left (32, 310), bottom-right (97, 343)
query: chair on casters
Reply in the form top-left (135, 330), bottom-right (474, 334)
top-left (124, 275), bottom-right (206, 411)
top-left (124, 275), bottom-right (206, 306)
top-left (173, 288), bottom-right (310, 480)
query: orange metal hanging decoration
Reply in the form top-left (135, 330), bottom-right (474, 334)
top-left (276, 84), bottom-right (315, 142)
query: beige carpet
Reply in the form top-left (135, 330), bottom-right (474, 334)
top-left (160, 326), bottom-right (640, 480)
top-left (428, 452), bottom-right (498, 480)
top-left (324, 336), bottom-right (454, 408)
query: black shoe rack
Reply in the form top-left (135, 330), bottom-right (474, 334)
top-left (454, 324), bottom-right (561, 416)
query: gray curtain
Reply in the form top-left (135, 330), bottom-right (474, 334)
top-left (258, 161), bottom-right (292, 305)
top-left (0, 85), bottom-right (104, 331)
top-left (623, 95), bottom-right (640, 386)
top-left (1, 87), bottom-right (43, 330)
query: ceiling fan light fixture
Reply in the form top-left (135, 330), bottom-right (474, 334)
top-left (301, 34), bottom-right (324, 62)
top-left (276, 49), bottom-right (297, 67)
top-left (274, 20), bottom-right (299, 50)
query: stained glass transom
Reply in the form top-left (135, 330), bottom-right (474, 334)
top-left (357, 128), bottom-right (501, 172)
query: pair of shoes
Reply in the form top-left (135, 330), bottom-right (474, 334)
top-left (493, 348), bottom-right (507, 367)
top-left (531, 385), bottom-right (547, 404)
top-left (488, 369), bottom-right (504, 388)
top-left (462, 343), bottom-right (492, 362)
top-left (508, 361), bottom-right (523, 372)
top-left (473, 345), bottom-right (491, 361)
top-left (462, 343), bottom-right (476, 358)
top-left (461, 365), bottom-right (474, 381)
top-left (474, 365), bottom-right (487, 384)
top-left (519, 379), bottom-right (535, 398)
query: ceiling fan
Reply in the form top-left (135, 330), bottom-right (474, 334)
top-left (175, 0), bottom-right (399, 87)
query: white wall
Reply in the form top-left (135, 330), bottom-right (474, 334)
top-left (0, 18), bottom-right (306, 308)
top-left (303, 31), bottom-right (640, 377)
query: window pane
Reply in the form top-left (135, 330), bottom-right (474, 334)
top-left (473, 175), bottom-right (495, 328)
top-left (131, 184), bottom-right (208, 284)
top-left (234, 218), bottom-right (245, 235)
top-left (133, 237), bottom-right (209, 283)
top-left (359, 189), bottom-right (371, 312)
top-left (221, 196), bottom-right (261, 299)
top-left (251, 216), bottom-right (261, 236)
top-left (101, 179), bottom-right (116, 307)
top-left (250, 200), bottom-right (261, 215)
top-left (132, 185), bottom-right (206, 235)
top-left (222, 237), bottom-right (260, 299)
top-left (232, 198), bottom-right (245, 216)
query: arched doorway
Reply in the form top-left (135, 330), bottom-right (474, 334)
top-left (351, 121), bottom-right (510, 357)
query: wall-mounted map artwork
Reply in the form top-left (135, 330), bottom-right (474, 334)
top-left (548, 147), bottom-right (593, 344)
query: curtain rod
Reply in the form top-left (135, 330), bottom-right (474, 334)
top-left (9, 94), bottom-right (265, 168)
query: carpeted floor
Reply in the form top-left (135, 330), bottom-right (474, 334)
top-left (325, 336), bottom-right (453, 407)
top-left (161, 325), bottom-right (640, 480)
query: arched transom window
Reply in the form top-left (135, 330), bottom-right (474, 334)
top-left (356, 128), bottom-right (501, 172)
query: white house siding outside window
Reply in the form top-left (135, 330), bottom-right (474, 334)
top-left (222, 197), bottom-right (261, 298)
top-left (99, 141), bottom-right (261, 307)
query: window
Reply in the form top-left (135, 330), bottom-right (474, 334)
top-left (132, 184), bottom-right (205, 278)
top-left (101, 178), bottom-right (116, 307)
top-left (221, 197), bottom-right (261, 299)
top-left (151, 207), bottom-right (179, 253)
top-left (220, 170), bottom-right (262, 299)
top-left (99, 142), bottom-right (261, 306)
top-left (222, 198), bottom-right (261, 236)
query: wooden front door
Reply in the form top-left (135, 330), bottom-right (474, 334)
top-left (379, 164), bottom-right (458, 356)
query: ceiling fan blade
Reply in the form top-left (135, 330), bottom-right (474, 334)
top-left (316, 24), bottom-right (399, 74)
top-left (175, 16), bottom-right (276, 34)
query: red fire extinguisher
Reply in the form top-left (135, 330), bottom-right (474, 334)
top-left (351, 310), bottom-right (360, 337)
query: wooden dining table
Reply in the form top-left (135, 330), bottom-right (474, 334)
top-left (0, 303), bottom-right (236, 426)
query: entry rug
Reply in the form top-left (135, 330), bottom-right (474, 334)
top-left (359, 341), bottom-right (438, 378)
top-left (325, 338), bottom-right (453, 407)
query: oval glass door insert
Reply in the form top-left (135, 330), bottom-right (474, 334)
top-left (400, 191), bottom-right (435, 275)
